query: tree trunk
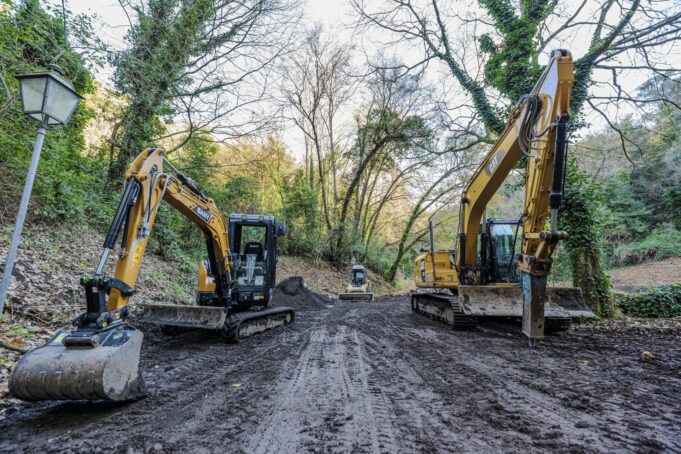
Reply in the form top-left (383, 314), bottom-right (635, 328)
top-left (561, 161), bottom-right (614, 317)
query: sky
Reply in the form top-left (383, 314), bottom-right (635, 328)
top-left (51, 0), bottom-right (668, 161)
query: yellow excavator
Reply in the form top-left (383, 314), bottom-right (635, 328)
top-left (338, 264), bottom-right (374, 301)
top-left (411, 50), bottom-right (593, 344)
top-left (9, 148), bottom-right (294, 401)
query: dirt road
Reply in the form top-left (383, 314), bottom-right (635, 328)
top-left (2, 294), bottom-right (681, 453)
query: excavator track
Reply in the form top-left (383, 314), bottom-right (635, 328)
top-left (142, 303), bottom-right (294, 343)
top-left (411, 292), bottom-right (477, 330)
top-left (411, 291), bottom-right (575, 333)
top-left (221, 306), bottom-right (295, 343)
top-left (545, 317), bottom-right (572, 333)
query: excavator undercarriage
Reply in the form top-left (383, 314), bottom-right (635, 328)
top-left (411, 286), bottom-right (587, 333)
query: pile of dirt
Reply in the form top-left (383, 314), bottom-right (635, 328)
top-left (277, 256), bottom-right (412, 296)
top-left (273, 276), bottom-right (333, 311)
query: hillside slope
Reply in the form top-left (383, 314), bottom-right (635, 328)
top-left (0, 223), bottom-right (408, 385)
top-left (608, 257), bottom-right (681, 291)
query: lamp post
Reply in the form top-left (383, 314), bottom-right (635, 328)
top-left (0, 65), bottom-right (82, 315)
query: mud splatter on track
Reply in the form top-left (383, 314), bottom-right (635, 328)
top-left (1, 296), bottom-right (680, 453)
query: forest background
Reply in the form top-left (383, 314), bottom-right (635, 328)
top-left (1, 0), bottom-right (680, 317)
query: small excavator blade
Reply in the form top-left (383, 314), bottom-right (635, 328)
top-left (338, 292), bottom-right (374, 301)
top-left (457, 285), bottom-right (593, 318)
top-left (141, 303), bottom-right (227, 329)
top-left (9, 327), bottom-right (145, 402)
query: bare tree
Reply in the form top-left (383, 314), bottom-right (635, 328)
top-left (280, 26), bottom-right (358, 230)
top-left (109, 0), bottom-right (301, 178)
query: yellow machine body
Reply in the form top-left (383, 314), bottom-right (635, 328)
top-left (10, 148), bottom-right (293, 402)
top-left (338, 264), bottom-right (374, 301)
top-left (412, 50), bottom-right (593, 340)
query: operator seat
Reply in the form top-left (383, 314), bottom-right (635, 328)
top-left (242, 242), bottom-right (265, 285)
top-left (244, 242), bottom-right (264, 261)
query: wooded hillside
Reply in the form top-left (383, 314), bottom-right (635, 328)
top-left (1, 0), bottom-right (680, 310)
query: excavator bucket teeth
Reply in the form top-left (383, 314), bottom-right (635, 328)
top-left (338, 292), bottom-right (374, 301)
top-left (141, 303), bottom-right (227, 329)
top-left (457, 285), bottom-right (594, 318)
top-left (9, 327), bottom-right (145, 402)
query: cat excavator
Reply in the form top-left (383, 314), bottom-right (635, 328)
top-left (411, 50), bottom-right (594, 344)
top-left (9, 148), bottom-right (294, 402)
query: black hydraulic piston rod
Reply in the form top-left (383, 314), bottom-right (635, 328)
top-left (549, 113), bottom-right (569, 231)
top-left (96, 179), bottom-right (141, 274)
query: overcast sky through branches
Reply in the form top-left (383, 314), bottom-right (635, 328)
top-left (55, 0), bottom-right (671, 162)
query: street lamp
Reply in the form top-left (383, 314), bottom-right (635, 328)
top-left (0, 65), bottom-right (83, 314)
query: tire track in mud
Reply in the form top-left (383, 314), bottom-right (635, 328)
top-left (0, 312), bottom-right (323, 453)
top-left (2, 296), bottom-right (680, 453)
top-left (243, 306), bottom-right (400, 454)
top-left (354, 307), bottom-right (490, 453)
top-left (370, 302), bottom-right (681, 453)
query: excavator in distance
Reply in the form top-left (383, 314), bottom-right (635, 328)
top-left (411, 49), bottom-right (594, 343)
top-left (9, 148), bottom-right (294, 402)
top-left (338, 264), bottom-right (374, 301)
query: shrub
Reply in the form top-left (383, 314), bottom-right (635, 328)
top-left (611, 225), bottom-right (681, 266)
top-left (614, 284), bottom-right (681, 318)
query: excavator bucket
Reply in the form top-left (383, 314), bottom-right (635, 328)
top-left (457, 285), bottom-right (593, 318)
top-left (9, 327), bottom-right (145, 402)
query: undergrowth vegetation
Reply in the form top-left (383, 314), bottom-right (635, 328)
top-left (614, 284), bottom-right (681, 318)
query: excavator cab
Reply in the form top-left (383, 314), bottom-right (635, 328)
top-left (478, 219), bottom-right (521, 284)
top-left (227, 214), bottom-right (285, 308)
top-left (351, 266), bottom-right (368, 287)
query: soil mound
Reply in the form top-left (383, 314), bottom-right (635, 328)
top-left (273, 277), bottom-right (333, 310)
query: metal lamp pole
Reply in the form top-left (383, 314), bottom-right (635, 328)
top-left (0, 66), bottom-right (82, 317)
top-left (0, 117), bottom-right (49, 314)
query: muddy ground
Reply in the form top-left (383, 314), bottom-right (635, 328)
top-left (1, 291), bottom-right (681, 453)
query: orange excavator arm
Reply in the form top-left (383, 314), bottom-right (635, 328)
top-left (456, 49), bottom-right (574, 281)
top-left (98, 148), bottom-right (231, 313)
